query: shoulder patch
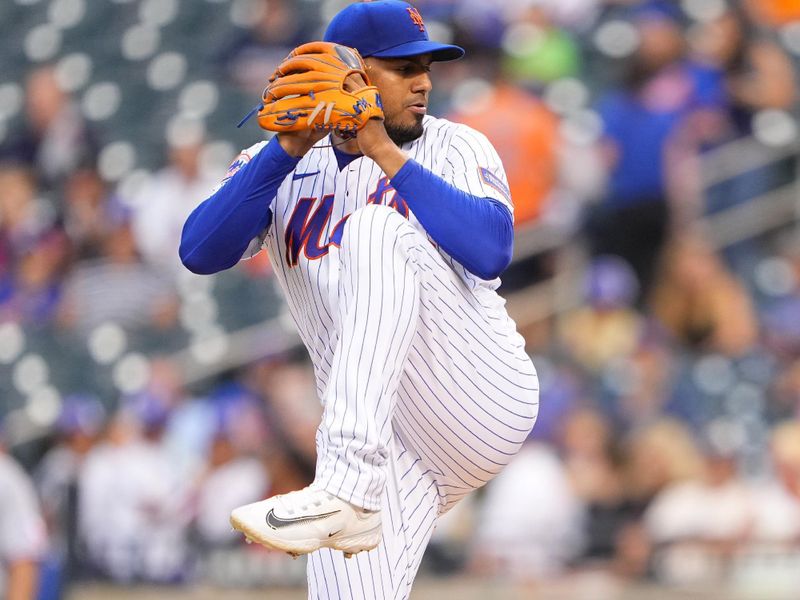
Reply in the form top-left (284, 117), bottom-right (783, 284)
top-left (221, 152), bottom-right (251, 185)
top-left (478, 167), bottom-right (511, 203)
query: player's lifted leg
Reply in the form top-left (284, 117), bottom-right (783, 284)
top-left (231, 204), bottom-right (424, 558)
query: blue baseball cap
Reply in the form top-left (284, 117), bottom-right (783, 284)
top-left (324, 1), bottom-right (464, 62)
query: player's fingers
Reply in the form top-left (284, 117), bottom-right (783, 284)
top-left (260, 95), bottom-right (317, 112)
top-left (343, 72), bottom-right (368, 93)
top-left (266, 74), bottom-right (340, 99)
top-left (258, 98), bottom-right (343, 132)
top-left (306, 99), bottom-right (335, 126)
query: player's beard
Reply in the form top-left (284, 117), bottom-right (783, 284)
top-left (384, 114), bottom-right (424, 146)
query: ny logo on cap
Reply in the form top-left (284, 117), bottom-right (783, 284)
top-left (406, 7), bottom-right (425, 32)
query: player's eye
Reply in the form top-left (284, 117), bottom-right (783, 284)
top-left (397, 64), bottom-right (431, 75)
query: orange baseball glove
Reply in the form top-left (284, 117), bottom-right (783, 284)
top-left (255, 42), bottom-right (384, 137)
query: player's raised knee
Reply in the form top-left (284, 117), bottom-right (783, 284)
top-left (342, 204), bottom-right (414, 244)
top-left (352, 203), bottom-right (406, 223)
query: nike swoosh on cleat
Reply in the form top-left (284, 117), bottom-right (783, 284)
top-left (328, 530), bottom-right (342, 538)
top-left (292, 171), bottom-right (320, 180)
top-left (266, 508), bottom-right (341, 529)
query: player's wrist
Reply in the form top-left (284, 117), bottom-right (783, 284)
top-left (276, 135), bottom-right (307, 157)
top-left (357, 121), bottom-right (407, 177)
top-left (277, 132), bottom-right (322, 158)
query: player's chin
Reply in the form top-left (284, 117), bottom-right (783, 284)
top-left (384, 114), bottom-right (424, 146)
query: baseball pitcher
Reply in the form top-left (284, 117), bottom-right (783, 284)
top-left (180, 2), bottom-right (539, 597)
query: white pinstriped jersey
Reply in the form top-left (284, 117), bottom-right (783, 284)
top-left (228, 116), bottom-right (519, 384)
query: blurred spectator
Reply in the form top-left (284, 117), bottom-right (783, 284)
top-left (649, 233), bottom-right (758, 355)
top-left (0, 164), bottom-right (53, 280)
top-left (245, 357), bottom-right (321, 490)
top-left (470, 442), bottom-right (585, 581)
top-left (448, 47), bottom-right (565, 291)
top-left (62, 168), bottom-right (119, 261)
top-left (504, 0), bottom-right (601, 32)
top-left (598, 418), bottom-right (708, 579)
top-left (500, 5), bottom-right (582, 87)
top-left (79, 395), bottom-right (189, 583)
top-left (750, 419), bottom-right (800, 543)
top-left (745, 0), bottom-right (800, 26)
top-left (529, 357), bottom-right (585, 443)
top-left (0, 66), bottom-right (97, 189)
top-left (192, 394), bottom-right (270, 549)
top-left (601, 339), bottom-right (676, 429)
top-left (151, 359), bottom-right (217, 481)
top-left (0, 228), bottom-right (70, 327)
top-left (57, 206), bottom-right (178, 335)
top-left (35, 395), bottom-right (105, 589)
top-left (216, 0), bottom-right (315, 95)
top-left (624, 418), bottom-right (705, 509)
top-left (0, 439), bottom-right (47, 600)
top-left (644, 421), bottom-right (752, 583)
top-left (770, 359), bottom-right (800, 422)
top-left (586, 3), bottom-right (727, 299)
top-left (558, 408), bottom-right (633, 565)
top-left (130, 139), bottom-right (218, 274)
top-left (758, 234), bottom-right (800, 359)
top-left (557, 256), bottom-right (644, 372)
top-left (450, 2), bottom-right (507, 49)
top-left (693, 3), bottom-right (795, 134)
top-left (691, 3), bottom-right (796, 217)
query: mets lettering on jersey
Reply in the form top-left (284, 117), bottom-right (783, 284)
top-left (368, 176), bottom-right (409, 217)
top-left (284, 178), bottom-right (409, 267)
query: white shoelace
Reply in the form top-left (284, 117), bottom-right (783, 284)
top-left (277, 487), bottom-right (336, 516)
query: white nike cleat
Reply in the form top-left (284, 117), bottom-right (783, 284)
top-left (230, 486), bottom-right (382, 558)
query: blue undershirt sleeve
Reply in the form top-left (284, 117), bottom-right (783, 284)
top-left (389, 159), bottom-right (514, 280)
top-left (179, 136), bottom-right (301, 274)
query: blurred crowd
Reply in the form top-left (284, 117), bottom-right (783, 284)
top-left (1, 0), bottom-right (800, 597)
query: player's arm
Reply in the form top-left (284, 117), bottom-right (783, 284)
top-left (358, 121), bottom-right (513, 280)
top-left (179, 136), bottom-right (301, 274)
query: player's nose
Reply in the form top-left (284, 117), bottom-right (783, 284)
top-left (411, 72), bottom-right (432, 95)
